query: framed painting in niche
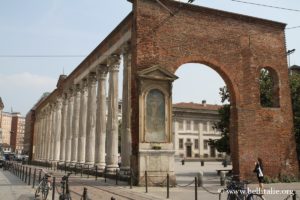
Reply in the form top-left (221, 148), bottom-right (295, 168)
top-left (145, 89), bottom-right (166, 142)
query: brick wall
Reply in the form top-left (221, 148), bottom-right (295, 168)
top-left (131, 0), bottom-right (298, 179)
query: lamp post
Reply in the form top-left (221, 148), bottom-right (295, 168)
top-left (287, 49), bottom-right (296, 67)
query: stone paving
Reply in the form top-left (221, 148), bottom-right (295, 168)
top-left (1, 161), bottom-right (300, 200)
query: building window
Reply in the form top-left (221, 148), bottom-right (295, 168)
top-left (194, 139), bottom-right (199, 149)
top-left (179, 139), bottom-right (183, 149)
top-left (203, 122), bottom-right (208, 131)
top-left (204, 140), bottom-right (209, 150)
top-left (194, 153), bottom-right (200, 157)
top-left (178, 120), bottom-right (183, 130)
top-left (186, 120), bottom-right (191, 130)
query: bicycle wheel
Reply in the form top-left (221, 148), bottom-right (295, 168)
top-left (41, 187), bottom-right (49, 200)
top-left (247, 194), bottom-right (264, 200)
top-left (34, 186), bottom-right (41, 199)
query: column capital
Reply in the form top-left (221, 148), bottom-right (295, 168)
top-left (97, 64), bottom-right (109, 79)
top-left (122, 42), bottom-right (131, 55)
top-left (87, 72), bottom-right (97, 85)
top-left (56, 97), bottom-right (63, 109)
top-left (107, 54), bottom-right (121, 72)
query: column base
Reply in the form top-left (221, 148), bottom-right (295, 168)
top-left (94, 163), bottom-right (106, 171)
top-left (106, 164), bottom-right (119, 174)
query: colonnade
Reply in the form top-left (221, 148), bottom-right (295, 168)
top-left (33, 43), bottom-right (131, 172)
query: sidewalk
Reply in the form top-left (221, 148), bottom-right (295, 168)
top-left (3, 161), bottom-right (300, 200)
top-left (0, 169), bottom-right (35, 200)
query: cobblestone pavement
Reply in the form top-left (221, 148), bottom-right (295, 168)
top-left (2, 161), bottom-right (300, 200)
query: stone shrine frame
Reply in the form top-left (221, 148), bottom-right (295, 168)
top-left (137, 65), bottom-right (178, 184)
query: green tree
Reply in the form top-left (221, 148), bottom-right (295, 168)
top-left (259, 68), bottom-right (274, 107)
top-left (210, 70), bottom-right (300, 157)
top-left (209, 86), bottom-right (230, 154)
top-left (290, 72), bottom-right (300, 156)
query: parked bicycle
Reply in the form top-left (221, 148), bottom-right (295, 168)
top-left (34, 169), bottom-right (52, 200)
top-left (56, 172), bottom-right (72, 200)
top-left (225, 175), bottom-right (264, 200)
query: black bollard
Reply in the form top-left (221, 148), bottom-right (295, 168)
top-left (52, 177), bottom-right (56, 200)
top-left (129, 169), bottom-right (133, 189)
top-left (116, 170), bottom-right (118, 185)
top-left (167, 174), bottom-right (170, 199)
top-left (293, 191), bottom-right (296, 200)
top-left (201, 160), bottom-right (204, 166)
top-left (87, 165), bottom-right (90, 179)
top-left (38, 170), bottom-right (42, 183)
top-left (25, 167), bottom-right (28, 183)
top-left (145, 171), bottom-right (148, 193)
top-left (28, 168), bottom-right (31, 185)
top-left (95, 165), bottom-right (98, 181)
top-left (195, 177), bottom-right (198, 200)
top-left (182, 159), bottom-right (185, 165)
top-left (75, 164), bottom-right (77, 176)
top-left (32, 168), bottom-right (36, 188)
top-left (64, 162), bottom-right (67, 174)
top-left (104, 168), bottom-right (107, 183)
top-left (81, 165), bottom-right (83, 178)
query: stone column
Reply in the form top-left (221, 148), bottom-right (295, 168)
top-left (33, 116), bottom-right (39, 160)
top-left (71, 84), bottom-right (81, 163)
top-left (65, 88), bottom-right (74, 163)
top-left (95, 65), bottom-right (108, 169)
top-left (106, 54), bottom-right (121, 172)
top-left (77, 79), bottom-right (88, 163)
top-left (121, 44), bottom-right (132, 171)
top-left (42, 110), bottom-right (48, 160)
top-left (50, 103), bottom-right (57, 161)
top-left (54, 98), bottom-right (62, 161)
top-left (46, 106), bottom-right (53, 160)
top-left (85, 72), bottom-right (97, 165)
top-left (60, 93), bottom-right (68, 161)
top-left (40, 111), bottom-right (46, 160)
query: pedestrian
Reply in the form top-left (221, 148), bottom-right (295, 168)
top-left (253, 158), bottom-right (264, 195)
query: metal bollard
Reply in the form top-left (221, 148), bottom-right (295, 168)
top-left (25, 167), bottom-right (28, 183)
top-left (32, 168), bottom-right (36, 188)
top-left (38, 170), bottom-right (42, 183)
top-left (195, 177), bottom-right (198, 200)
top-left (201, 160), bottom-right (204, 166)
top-left (220, 171), bottom-right (226, 186)
top-left (82, 187), bottom-right (88, 200)
top-left (145, 171), bottom-right (148, 193)
top-left (64, 162), bottom-right (67, 174)
top-left (81, 165), bottom-right (83, 178)
top-left (167, 173), bottom-right (170, 199)
top-left (293, 191), bottom-right (296, 200)
top-left (95, 165), bottom-right (98, 180)
top-left (28, 168), bottom-right (31, 185)
top-left (104, 168), bottom-right (107, 183)
top-left (87, 165), bottom-right (90, 179)
top-left (75, 164), bottom-right (77, 176)
top-left (52, 177), bottom-right (56, 200)
top-left (116, 170), bottom-right (118, 185)
top-left (129, 169), bottom-right (133, 189)
top-left (197, 171), bottom-right (203, 187)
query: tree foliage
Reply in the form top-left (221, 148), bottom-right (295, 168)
top-left (210, 70), bottom-right (300, 156)
top-left (290, 72), bottom-right (300, 156)
top-left (209, 86), bottom-right (230, 154)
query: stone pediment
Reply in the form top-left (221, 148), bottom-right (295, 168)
top-left (137, 65), bottom-right (178, 81)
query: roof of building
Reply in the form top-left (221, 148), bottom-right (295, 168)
top-left (173, 102), bottom-right (222, 111)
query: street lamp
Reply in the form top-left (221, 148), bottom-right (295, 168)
top-left (287, 49), bottom-right (296, 67)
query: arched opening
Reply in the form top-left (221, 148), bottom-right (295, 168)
top-left (172, 63), bottom-right (236, 185)
top-left (259, 67), bottom-right (280, 108)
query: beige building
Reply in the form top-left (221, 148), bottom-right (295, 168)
top-left (1, 112), bottom-right (12, 145)
top-left (173, 101), bottom-right (224, 159)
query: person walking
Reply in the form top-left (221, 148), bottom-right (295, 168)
top-left (253, 158), bottom-right (264, 195)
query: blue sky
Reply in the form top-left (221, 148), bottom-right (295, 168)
top-left (0, 0), bottom-right (299, 115)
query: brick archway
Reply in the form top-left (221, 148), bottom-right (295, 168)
top-left (130, 0), bottom-right (299, 182)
